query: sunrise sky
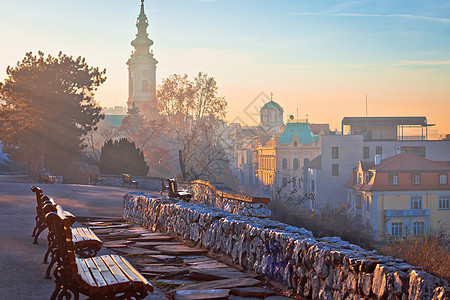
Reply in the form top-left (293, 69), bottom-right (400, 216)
top-left (1, 0), bottom-right (449, 135)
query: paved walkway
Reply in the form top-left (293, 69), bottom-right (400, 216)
top-left (0, 175), bottom-right (152, 299)
top-left (0, 175), bottom-right (291, 299)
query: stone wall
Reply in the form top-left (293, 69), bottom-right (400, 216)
top-left (94, 175), bottom-right (161, 191)
top-left (124, 193), bottom-right (449, 300)
top-left (189, 180), bottom-right (271, 218)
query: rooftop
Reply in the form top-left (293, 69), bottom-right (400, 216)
top-left (345, 153), bottom-right (450, 191)
top-left (342, 116), bottom-right (432, 127)
top-left (279, 122), bottom-right (316, 144)
top-left (261, 100), bottom-right (283, 111)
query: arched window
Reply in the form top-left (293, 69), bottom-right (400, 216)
top-left (282, 177), bottom-right (287, 185)
top-left (410, 195), bottom-right (423, 210)
top-left (293, 179), bottom-right (297, 187)
top-left (293, 159), bottom-right (299, 170)
top-left (282, 158), bottom-right (288, 169)
top-left (294, 141), bottom-right (298, 147)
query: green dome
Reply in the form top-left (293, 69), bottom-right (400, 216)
top-left (279, 122), bottom-right (316, 144)
top-left (261, 100), bottom-right (283, 111)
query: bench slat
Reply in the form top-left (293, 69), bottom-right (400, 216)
top-left (92, 256), bottom-right (119, 286)
top-left (111, 255), bottom-right (142, 283)
top-left (72, 229), bottom-right (82, 243)
top-left (112, 255), bottom-right (153, 292)
top-left (101, 256), bottom-right (130, 284)
top-left (74, 228), bottom-right (90, 241)
top-left (63, 210), bottom-right (75, 219)
top-left (85, 258), bottom-right (108, 288)
top-left (81, 227), bottom-right (102, 243)
top-left (77, 259), bottom-right (98, 288)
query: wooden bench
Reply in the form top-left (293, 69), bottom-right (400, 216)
top-left (38, 174), bottom-right (52, 184)
top-left (31, 186), bottom-right (74, 243)
top-left (89, 173), bottom-right (104, 185)
top-left (31, 186), bottom-right (103, 278)
top-left (122, 173), bottom-right (138, 188)
top-left (45, 209), bottom-right (153, 299)
top-left (42, 200), bottom-right (103, 279)
top-left (160, 178), bottom-right (170, 195)
top-left (168, 178), bottom-right (192, 201)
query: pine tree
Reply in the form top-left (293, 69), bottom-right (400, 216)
top-left (98, 138), bottom-right (149, 176)
top-left (0, 51), bottom-right (106, 178)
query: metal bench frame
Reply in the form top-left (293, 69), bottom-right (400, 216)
top-left (45, 209), bottom-right (153, 300)
top-left (31, 186), bottom-right (102, 278)
top-left (167, 178), bottom-right (192, 201)
top-left (122, 174), bottom-right (138, 188)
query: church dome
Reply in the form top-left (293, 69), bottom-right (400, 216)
top-left (259, 94), bottom-right (284, 133)
top-left (261, 100), bottom-right (283, 112)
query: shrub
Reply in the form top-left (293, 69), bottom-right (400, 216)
top-left (98, 138), bottom-right (149, 176)
top-left (269, 199), bottom-right (376, 250)
top-left (380, 228), bottom-right (449, 281)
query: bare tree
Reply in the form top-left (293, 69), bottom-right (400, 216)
top-left (157, 72), bottom-right (229, 181)
top-left (119, 104), bottom-right (162, 152)
top-left (83, 121), bottom-right (119, 161)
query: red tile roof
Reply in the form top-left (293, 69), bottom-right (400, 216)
top-left (345, 153), bottom-right (450, 192)
top-left (373, 153), bottom-right (449, 172)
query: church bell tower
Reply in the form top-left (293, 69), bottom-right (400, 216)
top-left (127, 0), bottom-right (158, 112)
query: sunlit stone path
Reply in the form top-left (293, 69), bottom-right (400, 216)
top-left (80, 217), bottom-right (293, 299)
top-left (0, 175), bottom-right (291, 299)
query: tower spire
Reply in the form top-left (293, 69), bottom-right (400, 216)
top-left (127, 0), bottom-right (158, 112)
top-left (131, 0), bottom-right (154, 58)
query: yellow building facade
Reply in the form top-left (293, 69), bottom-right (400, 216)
top-left (257, 121), bottom-right (321, 199)
top-left (346, 153), bottom-right (450, 240)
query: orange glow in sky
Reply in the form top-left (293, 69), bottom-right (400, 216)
top-left (1, 0), bottom-right (449, 136)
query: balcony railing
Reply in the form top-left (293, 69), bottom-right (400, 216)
top-left (384, 209), bottom-right (429, 217)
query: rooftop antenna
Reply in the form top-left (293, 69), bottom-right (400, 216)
top-left (365, 95), bottom-right (368, 117)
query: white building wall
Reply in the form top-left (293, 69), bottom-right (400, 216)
top-left (314, 135), bottom-right (363, 208)
top-left (313, 136), bottom-right (450, 210)
top-left (362, 140), bottom-right (450, 162)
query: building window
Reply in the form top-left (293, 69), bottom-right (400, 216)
top-left (413, 222), bottom-right (425, 236)
top-left (356, 194), bottom-right (361, 208)
top-left (439, 174), bottom-right (448, 185)
top-left (311, 180), bottom-right (315, 193)
top-left (294, 141), bottom-right (298, 147)
top-left (390, 174), bottom-right (399, 185)
top-left (365, 173), bottom-right (371, 184)
top-left (298, 178), bottom-right (302, 189)
top-left (376, 146), bottom-right (382, 155)
top-left (332, 147), bottom-right (339, 159)
top-left (282, 158), bottom-right (287, 169)
top-left (411, 173), bottom-right (421, 185)
top-left (438, 195), bottom-right (449, 209)
top-left (141, 80), bottom-right (148, 92)
top-left (391, 222), bottom-right (403, 237)
top-left (366, 196), bottom-right (370, 212)
top-left (293, 159), bottom-right (299, 170)
top-left (357, 173), bottom-right (363, 184)
top-left (363, 147), bottom-right (370, 159)
top-left (282, 177), bottom-right (287, 186)
top-left (410, 195), bottom-right (423, 210)
top-left (332, 164), bottom-right (339, 176)
top-left (400, 146), bottom-right (425, 158)
top-left (293, 179), bottom-right (297, 187)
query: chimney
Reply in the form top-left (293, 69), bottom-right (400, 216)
top-left (375, 154), bottom-right (381, 166)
